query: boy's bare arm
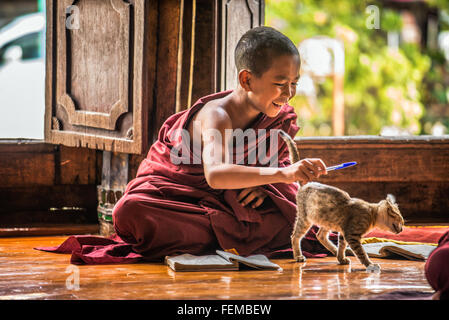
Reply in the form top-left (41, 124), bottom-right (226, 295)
top-left (200, 109), bottom-right (326, 190)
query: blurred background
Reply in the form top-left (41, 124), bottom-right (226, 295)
top-left (0, 0), bottom-right (448, 138)
top-left (266, 0), bottom-right (449, 136)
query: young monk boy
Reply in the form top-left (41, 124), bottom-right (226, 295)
top-left (112, 26), bottom-right (327, 261)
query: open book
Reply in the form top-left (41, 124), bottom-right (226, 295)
top-left (165, 250), bottom-right (282, 272)
top-left (362, 242), bottom-right (437, 261)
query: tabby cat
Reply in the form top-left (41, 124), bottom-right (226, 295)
top-left (279, 130), bottom-right (404, 272)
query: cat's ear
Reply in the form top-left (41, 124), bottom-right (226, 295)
top-left (386, 194), bottom-right (396, 204)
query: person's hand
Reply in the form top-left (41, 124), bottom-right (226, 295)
top-left (281, 158), bottom-right (327, 185)
top-left (237, 187), bottom-right (267, 209)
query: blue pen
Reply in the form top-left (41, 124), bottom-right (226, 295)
top-left (326, 161), bottom-right (357, 172)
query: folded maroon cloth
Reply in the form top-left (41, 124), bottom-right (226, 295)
top-left (35, 235), bottom-right (143, 265)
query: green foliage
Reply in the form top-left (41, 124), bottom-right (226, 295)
top-left (427, 0), bottom-right (449, 10)
top-left (266, 0), bottom-right (443, 136)
top-left (381, 9), bottom-right (403, 31)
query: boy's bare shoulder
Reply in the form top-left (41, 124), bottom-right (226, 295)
top-left (195, 98), bottom-right (232, 129)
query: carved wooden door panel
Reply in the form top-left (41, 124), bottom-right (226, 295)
top-left (45, 0), bottom-right (156, 154)
top-left (45, 0), bottom-right (264, 155)
top-left (220, 0), bottom-right (264, 90)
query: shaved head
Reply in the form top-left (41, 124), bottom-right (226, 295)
top-left (234, 26), bottom-right (300, 78)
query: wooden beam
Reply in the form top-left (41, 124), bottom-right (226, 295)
top-left (0, 141), bottom-right (97, 187)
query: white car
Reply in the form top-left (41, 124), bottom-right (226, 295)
top-left (0, 12), bottom-right (45, 139)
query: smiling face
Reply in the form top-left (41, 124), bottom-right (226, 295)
top-left (241, 54), bottom-right (301, 118)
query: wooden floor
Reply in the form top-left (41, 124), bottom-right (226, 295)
top-left (0, 235), bottom-right (435, 300)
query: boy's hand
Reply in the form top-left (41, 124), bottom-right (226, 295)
top-left (237, 187), bottom-right (267, 209)
top-left (282, 158), bottom-right (327, 185)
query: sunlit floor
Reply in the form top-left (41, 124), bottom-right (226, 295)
top-left (0, 236), bottom-right (434, 300)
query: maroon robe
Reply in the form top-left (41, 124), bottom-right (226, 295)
top-left (114, 89), bottom-right (302, 259)
top-left (425, 230), bottom-right (449, 299)
top-left (36, 90), bottom-right (332, 264)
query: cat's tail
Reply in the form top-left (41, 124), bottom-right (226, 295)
top-left (278, 130), bottom-right (300, 164)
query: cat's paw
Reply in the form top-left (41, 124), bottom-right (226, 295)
top-left (338, 257), bottom-right (351, 265)
top-left (366, 264), bottom-right (381, 273)
top-left (294, 255), bottom-right (306, 263)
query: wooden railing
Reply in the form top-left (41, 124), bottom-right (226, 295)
top-left (0, 140), bottom-right (100, 235)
